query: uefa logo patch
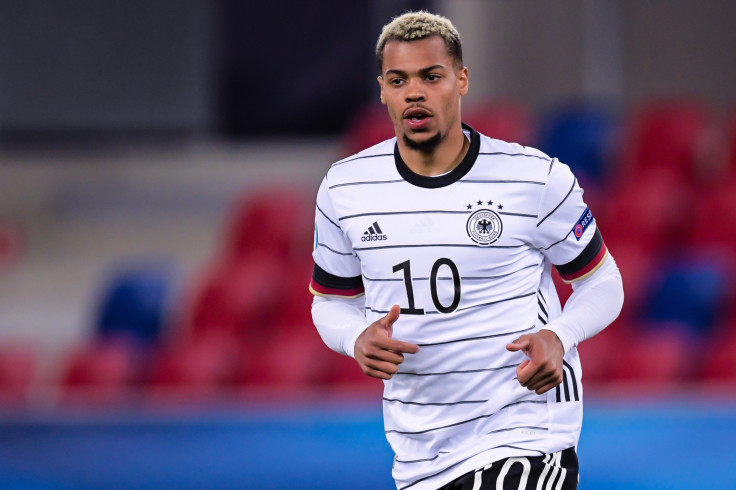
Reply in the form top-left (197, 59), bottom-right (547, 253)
top-left (466, 209), bottom-right (503, 246)
top-left (573, 207), bottom-right (594, 241)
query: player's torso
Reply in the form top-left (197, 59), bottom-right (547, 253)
top-left (327, 136), bottom-right (552, 345)
top-left (325, 135), bottom-right (583, 487)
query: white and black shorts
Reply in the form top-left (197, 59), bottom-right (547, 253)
top-left (438, 447), bottom-right (578, 490)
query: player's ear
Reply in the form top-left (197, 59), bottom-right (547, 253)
top-left (377, 76), bottom-right (386, 104)
top-left (458, 67), bottom-right (469, 96)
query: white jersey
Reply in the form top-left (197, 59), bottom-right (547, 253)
top-left (310, 125), bottom-right (608, 490)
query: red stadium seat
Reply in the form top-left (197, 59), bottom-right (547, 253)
top-left (221, 186), bottom-right (313, 265)
top-left (608, 322), bottom-right (696, 384)
top-left (341, 102), bottom-right (395, 156)
top-left (701, 321), bottom-right (736, 382)
top-left (322, 351), bottom-right (385, 398)
top-left (463, 100), bottom-right (537, 146)
top-left (600, 170), bottom-right (694, 252)
top-left (59, 338), bottom-right (143, 405)
top-left (616, 99), bottom-right (713, 184)
top-left (688, 177), bottom-right (736, 250)
top-left (234, 322), bottom-right (333, 390)
top-left (181, 253), bottom-right (287, 342)
top-left (577, 321), bottom-right (628, 385)
top-left (0, 344), bottom-right (37, 407)
top-left (147, 330), bottom-right (245, 398)
top-left (273, 254), bottom-right (315, 328)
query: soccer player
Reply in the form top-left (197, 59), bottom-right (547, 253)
top-left (310, 11), bottom-right (623, 490)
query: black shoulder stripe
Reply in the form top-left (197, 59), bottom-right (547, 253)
top-left (555, 228), bottom-right (603, 276)
top-left (312, 263), bottom-right (363, 290)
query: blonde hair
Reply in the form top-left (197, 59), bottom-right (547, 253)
top-left (376, 11), bottom-right (463, 72)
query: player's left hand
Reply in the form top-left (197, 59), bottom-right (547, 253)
top-left (506, 330), bottom-right (565, 395)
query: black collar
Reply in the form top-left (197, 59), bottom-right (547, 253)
top-left (394, 123), bottom-right (480, 188)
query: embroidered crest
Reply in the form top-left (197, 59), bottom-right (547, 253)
top-left (466, 208), bottom-right (503, 246)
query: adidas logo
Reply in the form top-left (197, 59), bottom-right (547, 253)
top-left (361, 221), bottom-right (387, 242)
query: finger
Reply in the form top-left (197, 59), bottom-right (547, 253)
top-left (365, 350), bottom-right (405, 365)
top-left (517, 360), bottom-right (542, 387)
top-left (362, 339), bottom-right (418, 363)
top-left (363, 359), bottom-right (401, 378)
top-left (506, 336), bottom-right (530, 352)
top-left (370, 335), bottom-right (420, 355)
top-left (385, 305), bottom-right (401, 328)
top-left (515, 359), bottom-right (531, 385)
top-left (378, 305), bottom-right (401, 337)
top-left (531, 378), bottom-right (562, 395)
top-left (526, 370), bottom-right (560, 392)
top-left (388, 339), bottom-right (420, 354)
top-left (364, 368), bottom-right (391, 380)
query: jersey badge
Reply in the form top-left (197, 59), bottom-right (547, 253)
top-left (573, 207), bottom-right (594, 241)
top-left (465, 199), bottom-right (503, 246)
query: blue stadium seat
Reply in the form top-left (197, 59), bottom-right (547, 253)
top-left (95, 262), bottom-right (176, 344)
top-left (538, 102), bottom-right (618, 185)
top-left (644, 253), bottom-right (734, 335)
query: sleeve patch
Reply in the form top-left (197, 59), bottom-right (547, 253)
top-left (310, 263), bottom-right (365, 298)
top-left (573, 207), bottom-right (594, 241)
top-left (556, 228), bottom-right (607, 282)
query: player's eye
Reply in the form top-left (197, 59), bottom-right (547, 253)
top-left (426, 74), bottom-right (440, 81)
top-left (389, 78), bottom-right (405, 86)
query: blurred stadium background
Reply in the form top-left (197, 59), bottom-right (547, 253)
top-left (0, 1), bottom-right (735, 488)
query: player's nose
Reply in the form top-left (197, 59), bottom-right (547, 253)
top-left (405, 78), bottom-right (426, 102)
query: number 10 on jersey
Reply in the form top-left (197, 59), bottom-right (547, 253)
top-left (392, 258), bottom-right (461, 315)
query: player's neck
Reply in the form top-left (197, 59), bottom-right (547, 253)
top-left (397, 126), bottom-right (469, 177)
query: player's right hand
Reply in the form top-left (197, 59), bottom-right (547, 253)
top-left (354, 305), bottom-right (420, 380)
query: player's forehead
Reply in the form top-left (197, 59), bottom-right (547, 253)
top-left (381, 36), bottom-right (453, 74)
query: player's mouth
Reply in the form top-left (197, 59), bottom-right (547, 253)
top-left (403, 107), bottom-right (433, 131)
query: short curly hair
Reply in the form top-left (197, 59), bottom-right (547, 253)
top-left (376, 11), bottom-right (463, 72)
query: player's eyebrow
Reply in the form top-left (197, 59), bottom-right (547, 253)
top-left (385, 65), bottom-right (446, 77)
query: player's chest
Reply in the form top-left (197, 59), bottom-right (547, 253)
top-left (333, 183), bottom-right (539, 250)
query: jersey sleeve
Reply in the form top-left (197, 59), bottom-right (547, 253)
top-left (533, 159), bottom-right (608, 283)
top-left (309, 177), bottom-right (365, 298)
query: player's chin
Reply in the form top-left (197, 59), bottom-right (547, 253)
top-left (402, 130), bottom-right (442, 152)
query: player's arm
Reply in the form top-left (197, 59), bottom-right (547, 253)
top-left (542, 249), bottom-right (623, 354)
top-left (311, 295), bottom-right (419, 379)
top-left (508, 159), bottom-right (624, 394)
top-left (310, 262), bottom-right (419, 380)
top-left (507, 252), bottom-right (623, 394)
top-left (310, 176), bottom-right (418, 379)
